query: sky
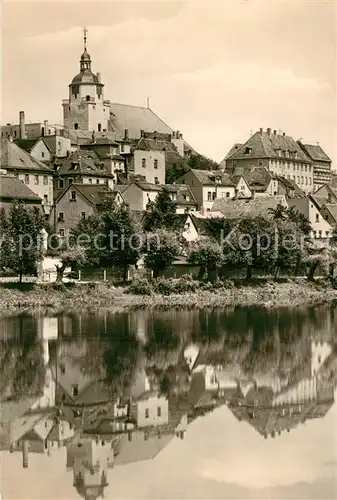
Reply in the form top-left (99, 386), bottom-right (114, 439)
top-left (1, 394), bottom-right (336, 499)
top-left (1, 1), bottom-right (337, 164)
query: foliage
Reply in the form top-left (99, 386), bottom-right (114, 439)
top-left (142, 187), bottom-right (180, 232)
top-left (0, 202), bottom-right (45, 282)
top-left (143, 229), bottom-right (180, 278)
top-left (55, 244), bottom-right (87, 283)
top-left (165, 153), bottom-right (219, 184)
top-left (188, 240), bottom-right (224, 280)
top-left (268, 204), bottom-right (312, 235)
top-left (187, 154), bottom-right (219, 171)
top-left (128, 276), bottom-right (153, 295)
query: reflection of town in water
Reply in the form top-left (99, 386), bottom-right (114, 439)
top-left (0, 308), bottom-right (336, 500)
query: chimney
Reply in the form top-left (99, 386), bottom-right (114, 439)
top-left (22, 440), bottom-right (29, 468)
top-left (44, 120), bottom-right (49, 137)
top-left (267, 128), bottom-right (271, 136)
top-left (179, 132), bottom-right (183, 139)
top-left (328, 193), bottom-right (332, 203)
top-left (176, 130), bottom-right (180, 138)
top-left (273, 130), bottom-right (277, 135)
top-left (140, 129), bottom-right (144, 138)
top-left (251, 188), bottom-right (255, 199)
top-left (234, 188), bottom-right (239, 200)
top-left (259, 128), bottom-right (263, 134)
top-left (124, 129), bottom-right (129, 140)
top-left (283, 132), bottom-right (286, 137)
top-left (9, 134), bottom-right (13, 143)
top-left (97, 72), bottom-right (101, 83)
top-left (172, 131), bottom-right (176, 138)
top-left (153, 130), bottom-right (157, 140)
top-left (19, 111), bottom-right (26, 139)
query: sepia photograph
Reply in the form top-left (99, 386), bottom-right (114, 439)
top-left (0, 1), bottom-right (336, 499)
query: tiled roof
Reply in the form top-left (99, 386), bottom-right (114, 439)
top-left (0, 138), bottom-right (53, 173)
top-left (277, 176), bottom-right (306, 197)
top-left (132, 137), bottom-right (177, 153)
top-left (220, 143), bottom-right (243, 165)
top-left (0, 175), bottom-right (42, 201)
top-left (0, 397), bottom-right (39, 422)
top-left (189, 169), bottom-right (236, 186)
top-left (114, 431), bottom-right (174, 465)
top-left (229, 130), bottom-right (311, 162)
top-left (244, 166), bottom-right (273, 190)
top-left (298, 143), bottom-right (331, 162)
top-left (287, 197), bottom-right (310, 219)
top-left (322, 204), bottom-right (337, 223)
top-left (84, 137), bottom-right (119, 146)
top-left (74, 184), bottom-right (112, 206)
top-left (114, 184), bottom-right (130, 194)
top-left (56, 150), bottom-right (112, 178)
top-left (212, 195), bottom-right (288, 218)
top-left (13, 138), bottom-right (40, 152)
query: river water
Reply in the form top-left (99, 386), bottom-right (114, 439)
top-left (0, 305), bottom-right (336, 499)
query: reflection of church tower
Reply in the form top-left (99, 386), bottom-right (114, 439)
top-left (66, 438), bottom-right (113, 500)
top-left (62, 27), bottom-right (110, 134)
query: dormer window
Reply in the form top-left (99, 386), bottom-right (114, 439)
top-left (70, 190), bottom-right (77, 201)
top-left (244, 147), bottom-right (252, 155)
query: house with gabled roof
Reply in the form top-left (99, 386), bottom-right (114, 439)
top-left (50, 183), bottom-right (114, 238)
top-left (53, 149), bottom-right (114, 191)
top-left (287, 195), bottom-right (333, 241)
top-left (14, 137), bottom-right (52, 163)
top-left (298, 141), bottom-right (332, 191)
top-left (0, 138), bottom-right (54, 214)
top-left (312, 183), bottom-right (337, 204)
top-left (177, 168), bottom-right (251, 211)
top-left (212, 194), bottom-right (289, 220)
top-left (224, 128), bottom-right (314, 194)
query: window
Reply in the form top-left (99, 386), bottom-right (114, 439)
top-left (41, 152), bottom-right (45, 158)
top-left (142, 158), bottom-right (146, 168)
top-left (154, 159), bottom-right (158, 169)
top-left (72, 384), bottom-right (79, 397)
top-left (157, 407), bottom-right (162, 417)
top-left (24, 174), bottom-right (29, 184)
top-left (81, 212), bottom-right (86, 220)
top-left (74, 123), bottom-right (79, 130)
top-left (60, 364), bottom-right (65, 374)
top-left (207, 192), bottom-right (212, 201)
top-left (154, 177), bottom-right (159, 184)
top-left (98, 123), bottom-right (102, 132)
top-left (58, 212), bottom-right (64, 221)
top-left (212, 192), bottom-right (216, 200)
top-left (145, 408), bottom-right (149, 419)
top-left (96, 179), bottom-right (99, 184)
top-left (319, 230), bottom-right (322, 238)
top-left (326, 230), bottom-right (330, 237)
top-left (70, 191), bottom-right (77, 201)
top-left (226, 192), bottom-right (230, 198)
top-left (258, 160), bottom-right (263, 166)
top-left (35, 175), bottom-right (39, 185)
top-left (43, 195), bottom-right (48, 204)
top-left (59, 179), bottom-right (64, 189)
top-left (43, 175), bottom-right (48, 185)
top-left (233, 161), bottom-right (237, 167)
top-left (88, 178), bottom-right (92, 184)
top-left (315, 214), bottom-right (319, 223)
top-left (59, 229), bottom-right (65, 237)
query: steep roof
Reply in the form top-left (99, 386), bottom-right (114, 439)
top-left (298, 143), bottom-right (331, 162)
top-left (228, 130), bottom-right (311, 162)
top-left (188, 169), bottom-right (236, 186)
top-left (321, 204), bottom-right (337, 223)
top-left (84, 137), bottom-right (119, 146)
top-left (0, 138), bottom-right (53, 173)
top-left (132, 136), bottom-right (177, 153)
top-left (0, 175), bottom-right (42, 202)
top-left (277, 176), bottom-right (306, 197)
top-left (212, 195), bottom-right (288, 218)
top-left (114, 431), bottom-right (174, 465)
top-left (109, 104), bottom-right (173, 140)
top-left (220, 143), bottom-right (243, 166)
top-left (244, 166), bottom-right (273, 191)
top-left (55, 184), bottom-right (111, 206)
top-left (287, 197), bottom-right (310, 219)
top-left (56, 150), bottom-right (112, 178)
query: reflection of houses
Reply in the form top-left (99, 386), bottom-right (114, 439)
top-left (228, 340), bottom-right (335, 438)
top-left (66, 437), bottom-right (113, 500)
top-left (52, 343), bottom-right (111, 405)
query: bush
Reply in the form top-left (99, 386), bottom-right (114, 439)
top-left (174, 274), bottom-right (200, 293)
top-left (153, 277), bottom-right (175, 296)
top-left (128, 277), bottom-right (153, 295)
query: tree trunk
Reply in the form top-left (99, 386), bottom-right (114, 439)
top-left (198, 265), bottom-right (206, 280)
top-left (19, 270), bottom-right (23, 283)
top-left (153, 268), bottom-right (160, 279)
top-left (274, 267), bottom-right (280, 280)
top-left (246, 266), bottom-right (252, 280)
top-left (307, 262), bottom-right (318, 282)
top-left (56, 264), bottom-right (66, 283)
top-left (123, 264), bottom-right (129, 282)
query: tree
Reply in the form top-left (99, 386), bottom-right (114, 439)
top-left (55, 244), bottom-right (87, 283)
top-left (0, 202), bottom-right (45, 282)
top-left (99, 200), bottom-right (141, 281)
top-left (144, 229), bottom-right (180, 278)
top-left (188, 154), bottom-right (219, 171)
top-left (142, 187), bottom-right (179, 232)
top-left (188, 240), bottom-right (224, 280)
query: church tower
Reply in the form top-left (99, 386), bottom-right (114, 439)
top-left (62, 28), bottom-right (110, 134)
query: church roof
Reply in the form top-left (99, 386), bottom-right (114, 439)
top-left (71, 70), bottom-right (100, 85)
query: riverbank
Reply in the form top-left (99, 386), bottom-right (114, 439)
top-left (0, 278), bottom-right (337, 314)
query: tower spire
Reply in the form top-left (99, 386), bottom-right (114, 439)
top-left (83, 27), bottom-right (88, 50)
